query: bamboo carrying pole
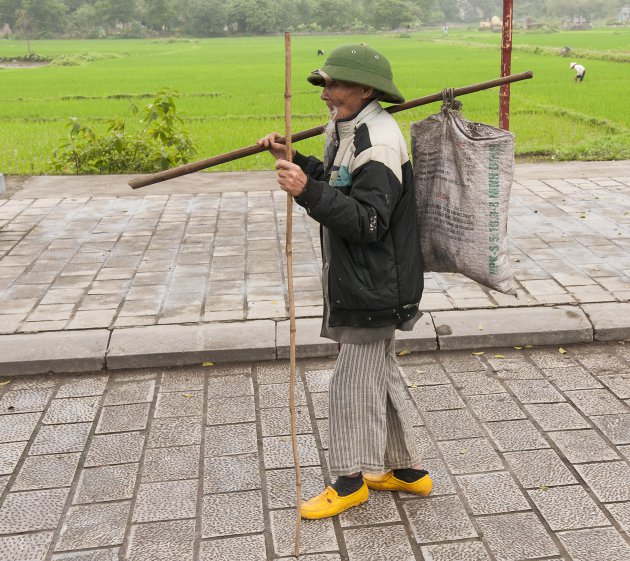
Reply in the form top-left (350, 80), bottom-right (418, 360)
top-left (127, 71), bottom-right (533, 189)
top-left (284, 32), bottom-right (302, 559)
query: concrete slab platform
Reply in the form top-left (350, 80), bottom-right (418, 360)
top-left (276, 318), bottom-right (338, 359)
top-left (581, 303), bottom-right (630, 341)
top-left (107, 321), bottom-right (276, 369)
top-left (433, 306), bottom-right (593, 350)
top-left (0, 330), bottom-right (109, 376)
top-left (2, 162), bottom-right (630, 374)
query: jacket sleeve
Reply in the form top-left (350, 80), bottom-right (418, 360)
top-left (295, 149), bottom-right (403, 245)
top-left (293, 152), bottom-right (326, 181)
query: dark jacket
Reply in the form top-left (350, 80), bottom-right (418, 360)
top-left (294, 101), bottom-right (423, 328)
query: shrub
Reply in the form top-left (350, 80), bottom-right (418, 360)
top-left (0, 52), bottom-right (51, 63)
top-left (50, 88), bottom-right (197, 174)
top-left (556, 133), bottom-right (630, 161)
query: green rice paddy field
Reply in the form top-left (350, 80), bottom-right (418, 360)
top-left (0, 29), bottom-right (628, 174)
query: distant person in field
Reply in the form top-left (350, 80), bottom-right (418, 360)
top-left (317, 49), bottom-right (324, 56)
top-left (570, 62), bottom-right (586, 82)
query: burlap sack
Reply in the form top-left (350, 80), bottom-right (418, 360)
top-left (411, 100), bottom-right (517, 295)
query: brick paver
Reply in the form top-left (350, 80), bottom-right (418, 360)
top-left (1, 341), bottom-right (630, 560)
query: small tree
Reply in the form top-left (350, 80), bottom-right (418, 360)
top-left (185, 0), bottom-right (227, 36)
top-left (17, 0), bottom-right (67, 38)
top-left (94, 0), bottom-right (137, 27)
top-left (67, 3), bottom-right (101, 38)
top-left (13, 9), bottom-right (32, 52)
top-left (141, 0), bottom-right (178, 32)
top-left (370, 0), bottom-right (419, 29)
top-left (51, 88), bottom-right (198, 175)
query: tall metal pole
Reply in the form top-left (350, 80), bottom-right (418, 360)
top-left (499, 0), bottom-right (514, 130)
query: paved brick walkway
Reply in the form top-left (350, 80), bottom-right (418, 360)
top-left (1, 341), bottom-right (629, 560)
top-left (1, 169), bottom-right (630, 335)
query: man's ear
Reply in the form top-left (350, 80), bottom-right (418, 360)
top-left (361, 86), bottom-right (374, 100)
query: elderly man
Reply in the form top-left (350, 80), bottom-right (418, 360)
top-left (259, 44), bottom-right (431, 519)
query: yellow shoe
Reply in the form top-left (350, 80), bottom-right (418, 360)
top-left (364, 471), bottom-right (433, 496)
top-left (300, 484), bottom-right (369, 519)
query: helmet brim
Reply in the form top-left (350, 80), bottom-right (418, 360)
top-left (307, 67), bottom-right (405, 105)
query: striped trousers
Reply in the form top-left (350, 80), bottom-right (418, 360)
top-left (328, 337), bottom-right (422, 477)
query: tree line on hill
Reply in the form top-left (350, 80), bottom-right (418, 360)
top-left (0, 0), bottom-right (625, 39)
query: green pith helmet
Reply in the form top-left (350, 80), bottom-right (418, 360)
top-left (308, 43), bottom-right (404, 104)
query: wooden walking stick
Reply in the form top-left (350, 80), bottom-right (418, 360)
top-left (284, 31), bottom-right (302, 559)
top-left (128, 71), bottom-right (533, 189)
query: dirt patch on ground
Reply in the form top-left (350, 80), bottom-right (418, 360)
top-left (0, 61), bottom-right (50, 68)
